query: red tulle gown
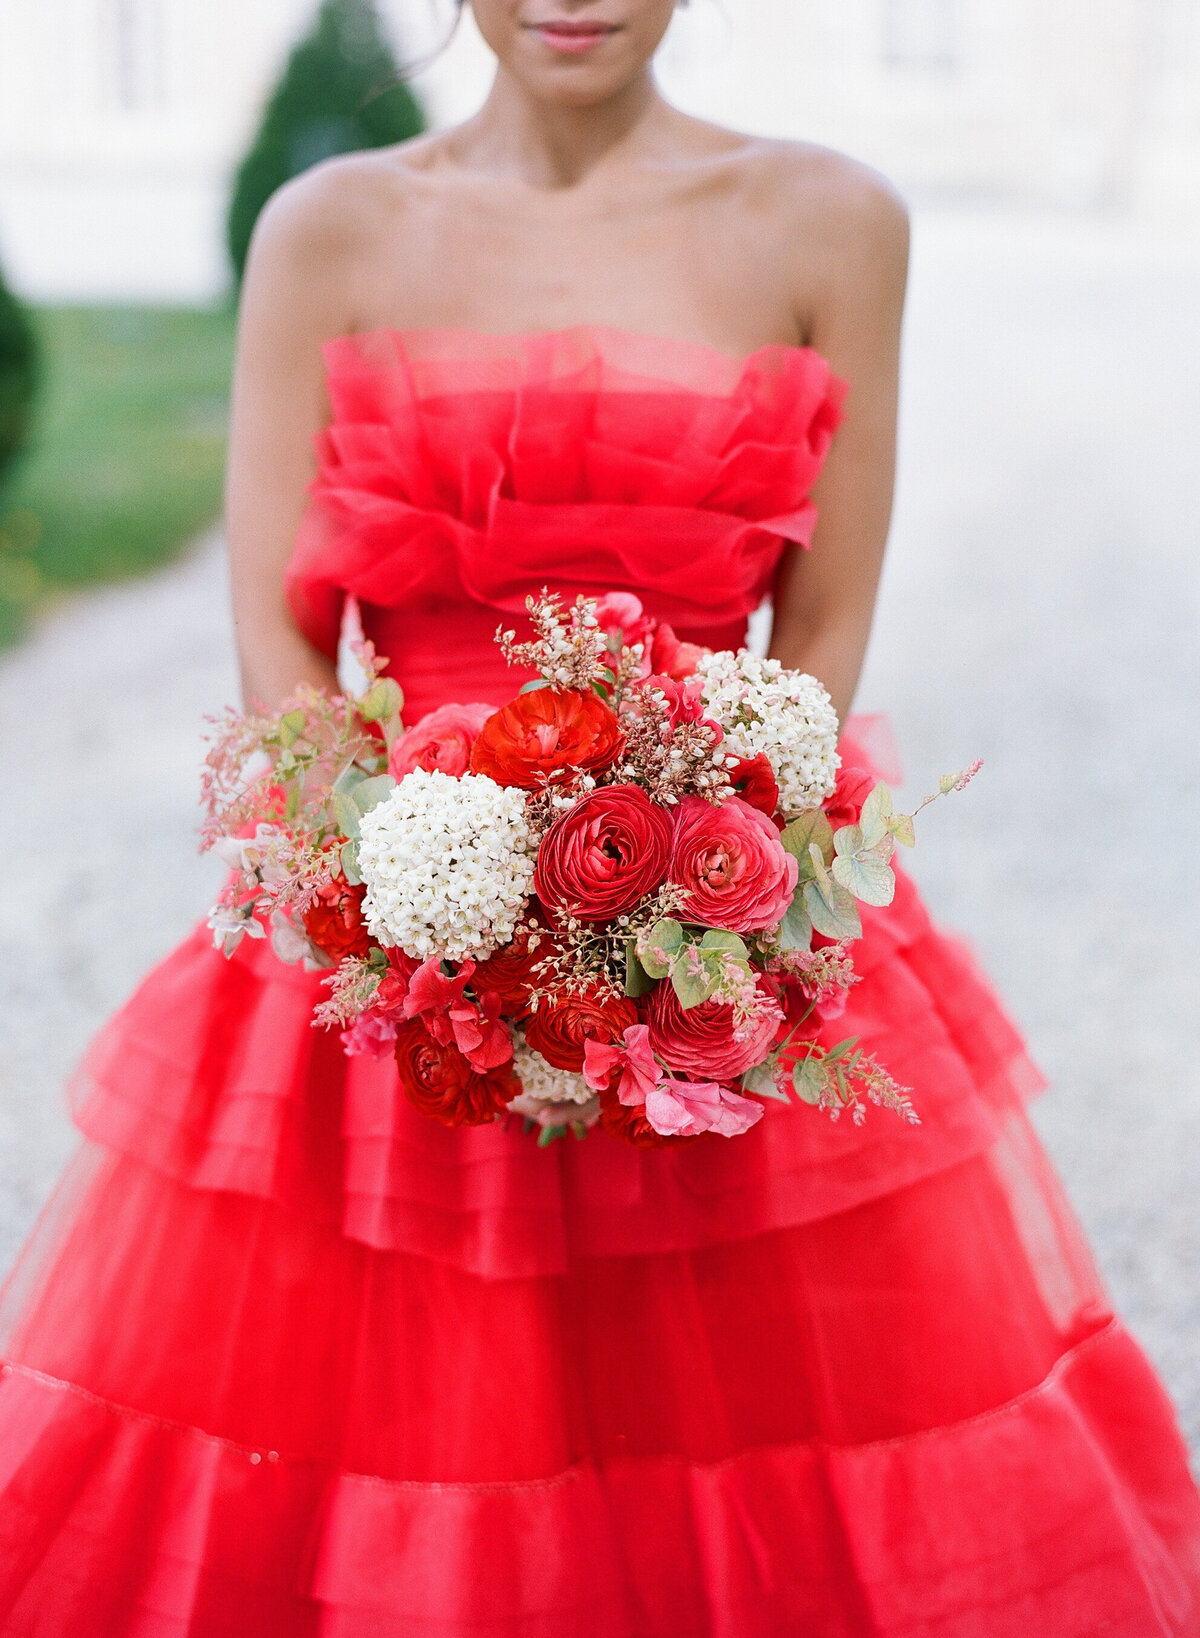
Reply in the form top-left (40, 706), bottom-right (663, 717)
top-left (0, 326), bottom-right (1198, 1637)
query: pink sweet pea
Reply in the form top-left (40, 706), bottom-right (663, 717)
top-left (402, 958), bottom-right (513, 1072)
top-left (644, 1080), bottom-right (765, 1139)
top-left (583, 1023), bottom-right (662, 1107)
top-left (594, 592), bottom-right (654, 651)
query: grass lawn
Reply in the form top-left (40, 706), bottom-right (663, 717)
top-left (0, 305), bottom-right (236, 648)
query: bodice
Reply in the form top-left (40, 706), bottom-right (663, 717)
top-left (285, 325), bottom-right (846, 720)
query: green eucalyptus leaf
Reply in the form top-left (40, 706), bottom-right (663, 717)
top-left (742, 1061), bottom-right (789, 1102)
top-left (351, 774), bottom-right (396, 816)
top-left (888, 812), bottom-right (917, 848)
top-left (859, 782), bottom-right (895, 848)
top-left (699, 929), bottom-right (749, 958)
top-left (333, 764), bottom-right (368, 796)
top-left (792, 1057), bottom-right (826, 1106)
top-left (781, 810), bottom-right (834, 875)
top-left (778, 893), bottom-right (813, 952)
top-left (340, 839), bottom-right (362, 885)
top-left (831, 852), bottom-right (896, 908)
top-left (624, 941), bottom-right (657, 998)
top-left (822, 1037), bottom-right (860, 1063)
top-left (832, 823), bottom-right (864, 858)
top-left (671, 958), bottom-right (715, 1011)
top-left (639, 917), bottom-right (685, 980)
top-left (520, 679), bottom-right (551, 694)
top-left (357, 677), bottom-right (404, 724)
top-left (277, 708), bottom-right (306, 749)
top-left (333, 792), bottom-right (362, 841)
top-left (803, 876), bottom-right (862, 942)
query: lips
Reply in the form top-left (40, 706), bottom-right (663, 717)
top-left (529, 18), bottom-right (619, 53)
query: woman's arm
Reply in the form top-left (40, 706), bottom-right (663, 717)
top-left (769, 166), bottom-right (910, 727)
top-left (224, 166), bottom-right (364, 710)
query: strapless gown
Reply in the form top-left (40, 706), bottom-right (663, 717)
top-left (0, 326), bottom-right (1197, 1636)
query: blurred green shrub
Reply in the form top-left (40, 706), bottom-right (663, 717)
top-left (227, 0), bottom-right (424, 285)
top-left (0, 262), bottom-right (38, 489)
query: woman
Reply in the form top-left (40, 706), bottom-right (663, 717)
top-left (0, 2), bottom-right (1197, 1632)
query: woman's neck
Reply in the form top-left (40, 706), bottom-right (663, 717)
top-left (451, 67), bottom-right (675, 189)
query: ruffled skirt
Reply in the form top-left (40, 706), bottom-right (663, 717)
top-left (1, 860), bottom-right (1198, 1633)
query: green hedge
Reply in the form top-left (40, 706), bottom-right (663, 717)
top-left (0, 264), bottom-right (38, 489)
top-left (227, 0), bottom-right (424, 285)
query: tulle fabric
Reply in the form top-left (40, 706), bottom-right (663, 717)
top-left (2, 326), bottom-right (1199, 1634)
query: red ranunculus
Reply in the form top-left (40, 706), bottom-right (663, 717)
top-left (648, 623), bottom-right (709, 681)
top-left (393, 1017), bottom-right (520, 1127)
top-left (669, 795), bottom-right (797, 934)
top-left (470, 689), bottom-right (624, 790)
top-left (472, 912), bottom-right (558, 1015)
top-left (523, 987), bottom-right (639, 1073)
top-left (303, 874), bottom-right (371, 961)
top-left (389, 703), bottom-right (494, 779)
top-left (535, 784), bottom-right (673, 922)
top-left (646, 980), bottom-right (781, 1081)
top-left (727, 754), bottom-right (780, 820)
top-left (823, 765), bottom-right (876, 831)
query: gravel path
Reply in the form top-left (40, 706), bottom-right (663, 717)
top-left (1, 209), bottom-right (1198, 1446)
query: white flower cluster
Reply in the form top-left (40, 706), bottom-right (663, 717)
top-left (698, 650), bottom-right (840, 816)
top-left (357, 769), bottom-right (535, 962)
top-left (510, 1035), bottom-right (594, 1106)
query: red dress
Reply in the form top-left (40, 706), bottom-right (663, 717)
top-left (0, 326), bottom-right (1197, 1636)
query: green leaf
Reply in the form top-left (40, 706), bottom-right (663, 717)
top-left (333, 792), bottom-right (362, 841)
top-left (888, 812), bottom-right (917, 848)
top-left (822, 1037), bottom-right (862, 1064)
top-left (832, 823), bottom-right (864, 857)
top-left (742, 1060), bottom-right (789, 1102)
top-left (351, 774), bottom-right (396, 816)
top-left (537, 1124), bottom-right (568, 1148)
top-left (638, 917), bottom-right (684, 980)
top-left (671, 957), bottom-right (715, 1011)
top-left (357, 677), bottom-right (404, 724)
top-left (520, 679), bottom-right (551, 694)
top-left (623, 940), bottom-right (657, 998)
top-left (792, 1056), bottom-right (826, 1106)
top-left (831, 852), bottom-right (896, 908)
top-left (778, 893), bottom-right (813, 951)
top-left (699, 929), bottom-right (749, 959)
top-left (802, 876), bottom-right (863, 942)
top-left (781, 810), bottom-right (834, 876)
top-left (333, 764), bottom-right (368, 796)
top-left (859, 782), bottom-right (895, 848)
top-left (277, 708), bottom-right (306, 749)
top-left (340, 839), bottom-right (362, 884)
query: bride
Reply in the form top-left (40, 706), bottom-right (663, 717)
top-left (1, 2), bottom-right (1197, 1632)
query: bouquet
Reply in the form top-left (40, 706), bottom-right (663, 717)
top-left (202, 591), bottom-right (979, 1148)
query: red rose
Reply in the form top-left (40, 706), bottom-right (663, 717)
top-left (727, 754), bottom-right (780, 821)
top-left (535, 784), bottom-right (673, 922)
top-left (648, 624), bottom-right (710, 682)
top-left (472, 912), bottom-right (558, 1015)
top-left (470, 690), bottom-right (624, 790)
top-left (669, 795), bottom-right (797, 934)
top-left (524, 987), bottom-right (639, 1073)
top-left (303, 874), bottom-right (371, 961)
top-left (645, 980), bottom-right (781, 1081)
top-left (389, 703), bottom-right (494, 779)
top-left (823, 765), bottom-right (876, 831)
top-left (393, 1017), bottom-right (520, 1127)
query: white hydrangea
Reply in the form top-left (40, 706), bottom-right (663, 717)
top-left (510, 1036), bottom-right (595, 1107)
top-left (357, 769), bottom-right (535, 962)
top-left (698, 649), bottom-right (840, 817)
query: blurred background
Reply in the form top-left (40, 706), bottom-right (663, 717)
top-left (0, 0), bottom-right (1198, 1449)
